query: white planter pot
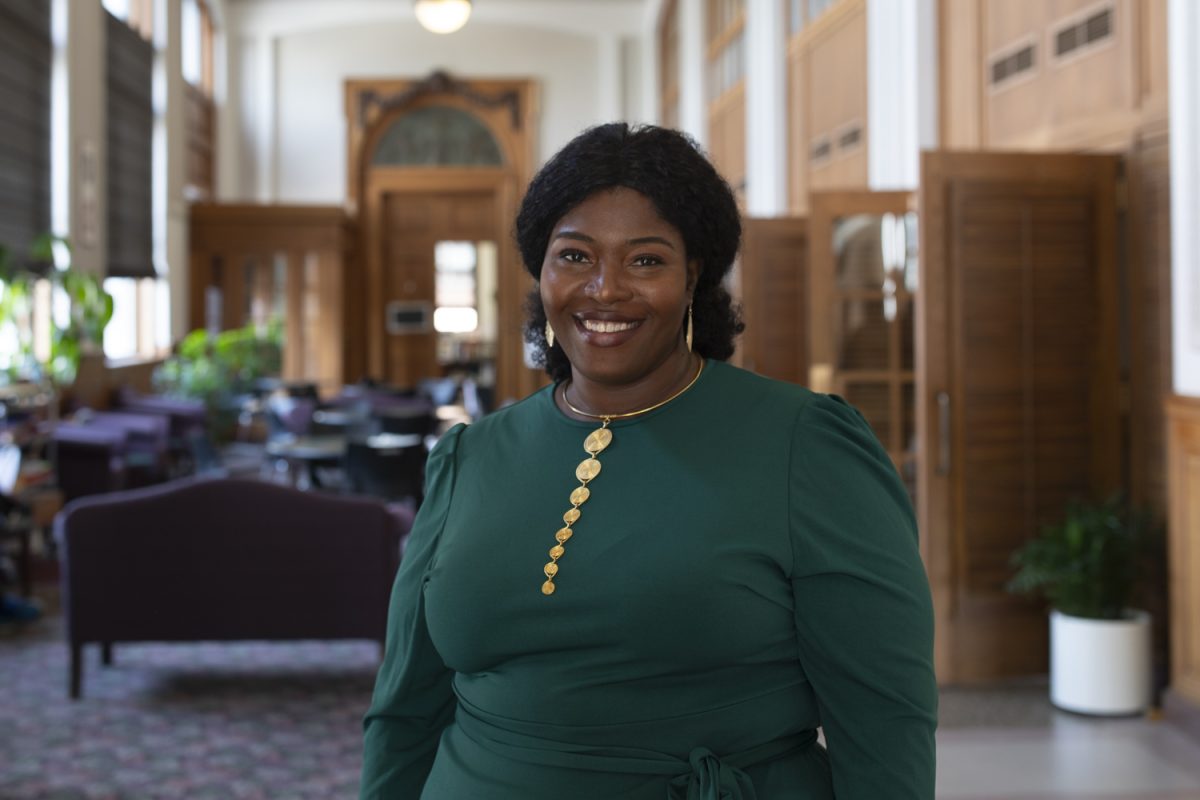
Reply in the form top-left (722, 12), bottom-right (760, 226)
top-left (1050, 609), bottom-right (1152, 715)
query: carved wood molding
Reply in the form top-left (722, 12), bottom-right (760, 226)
top-left (357, 70), bottom-right (522, 130)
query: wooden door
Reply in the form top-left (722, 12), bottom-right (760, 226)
top-left (381, 190), bottom-right (495, 388)
top-left (739, 217), bottom-right (808, 384)
top-left (919, 151), bottom-right (1122, 684)
top-left (809, 191), bottom-right (915, 495)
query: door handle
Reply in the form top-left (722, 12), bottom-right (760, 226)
top-left (936, 391), bottom-right (951, 476)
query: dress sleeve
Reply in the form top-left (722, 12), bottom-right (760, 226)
top-left (788, 394), bottom-right (937, 799)
top-left (360, 423), bottom-right (465, 799)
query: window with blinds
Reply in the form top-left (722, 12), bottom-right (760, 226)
top-left (0, 0), bottom-right (52, 269)
top-left (106, 10), bottom-right (156, 279)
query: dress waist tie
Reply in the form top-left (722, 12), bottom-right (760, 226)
top-left (454, 699), bottom-right (818, 800)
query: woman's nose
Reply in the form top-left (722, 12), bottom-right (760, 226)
top-left (585, 260), bottom-right (633, 303)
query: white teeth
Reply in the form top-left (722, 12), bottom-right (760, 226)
top-left (582, 319), bottom-right (638, 333)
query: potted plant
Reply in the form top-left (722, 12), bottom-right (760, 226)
top-left (0, 234), bottom-right (113, 386)
top-left (153, 321), bottom-right (283, 440)
top-left (1008, 495), bottom-right (1156, 715)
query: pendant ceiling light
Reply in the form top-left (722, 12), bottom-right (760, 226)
top-left (414, 0), bottom-right (472, 34)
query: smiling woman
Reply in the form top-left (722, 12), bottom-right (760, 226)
top-left (361, 123), bottom-right (938, 800)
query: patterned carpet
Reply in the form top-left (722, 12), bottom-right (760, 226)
top-left (0, 599), bottom-right (380, 800)
top-left (0, 581), bottom-right (1070, 800)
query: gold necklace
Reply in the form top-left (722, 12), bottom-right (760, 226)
top-left (540, 358), bottom-right (704, 596)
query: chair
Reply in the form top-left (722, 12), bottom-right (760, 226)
top-left (55, 477), bottom-right (410, 698)
top-left (86, 411), bottom-right (171, 486)
top-left (344, 436), bottom-right (426, 506)
top-left (52, 424), bottom-right (128, 501)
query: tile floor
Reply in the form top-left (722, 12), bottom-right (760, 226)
top-left (937, 684), bottom-right (1200, 799)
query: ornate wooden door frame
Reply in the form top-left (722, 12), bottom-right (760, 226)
top-left (344, 72), bottom-right (540, 401)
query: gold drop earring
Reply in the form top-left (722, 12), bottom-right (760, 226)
top-left (685, 304), bottom-right (693, 351)
top-left (546, 322), bottom-right (556, 348)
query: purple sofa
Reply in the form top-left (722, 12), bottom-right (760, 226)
top-left (55, 477), bottom-right (409, 699)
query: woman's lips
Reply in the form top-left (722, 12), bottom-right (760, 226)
top-left (573, 315), bottom-right (642, 346)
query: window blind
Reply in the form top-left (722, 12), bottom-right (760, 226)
top-left (106, 11), bottom-right (157, 279)
top-left (0, 0), bottom-right (52, 271)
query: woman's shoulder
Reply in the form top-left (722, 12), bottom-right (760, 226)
top-left (451, 383), bottom-right (556, 444)
top-left (705, 361), bottom-right (841, 419)
top-left (704, 362), bottom-right (878, 446)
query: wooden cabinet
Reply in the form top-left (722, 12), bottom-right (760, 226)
top-left (918, 151), bottom-right (1122, 683)
top-left (809, 191), bottom-right (916, 497)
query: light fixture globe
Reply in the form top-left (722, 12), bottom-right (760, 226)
top-left (414, 0), bottom-right (472, 34)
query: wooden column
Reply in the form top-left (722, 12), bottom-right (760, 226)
top-left (1168, 395), bottom-right (1200, 703)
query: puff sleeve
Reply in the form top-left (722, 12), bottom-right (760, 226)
top-left (360, 423), bottom-right (465, 799)
top-left (789, 395), bottom-right (937, 798)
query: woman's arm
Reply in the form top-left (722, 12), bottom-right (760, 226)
top-left (789, 394), bottom-right (937, 799)
top-left (361, 424), bottom-right (464, 799)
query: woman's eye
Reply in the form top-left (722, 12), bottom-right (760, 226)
top-left (632, 254), bottom-right (663, 267)
top-left (558, 250), bottom-right (589, 264)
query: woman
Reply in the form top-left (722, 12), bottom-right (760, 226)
top-left (361, 123), bottom-right (937, 799)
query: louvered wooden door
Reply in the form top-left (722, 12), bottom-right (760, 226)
top-left (808, 191), bottom-right (915, 496)
top-left (739, 217), bottom-right (808, 384)
top-left (919, 152), bottom-right (1122, 684)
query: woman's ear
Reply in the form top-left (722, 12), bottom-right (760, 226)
top-left (686, 259), bottom-right (700, 294)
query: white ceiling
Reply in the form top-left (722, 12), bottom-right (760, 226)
top-left (227, 0), bottom-right (655, 39)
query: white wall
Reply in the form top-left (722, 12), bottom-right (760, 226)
top-left (1170, 0), bottom-right (1200, 396)
top-left (220, 7), bottom-right (652, 203)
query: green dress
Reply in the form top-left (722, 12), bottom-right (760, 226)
top-left (361, 361), bottom-right (937, 799)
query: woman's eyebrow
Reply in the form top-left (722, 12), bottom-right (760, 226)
top-left (627, 236), bottom-right (676, 250)
top-left (552, 232), bottom-right (676, 251)
top-left (552, 231), bottom-right (594, 243)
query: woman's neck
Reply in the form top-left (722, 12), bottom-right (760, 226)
top-left (560, 349), bottom-right (701, 420)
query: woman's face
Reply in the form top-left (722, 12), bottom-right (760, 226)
top-left (540, 187), bottom-right (698, 390)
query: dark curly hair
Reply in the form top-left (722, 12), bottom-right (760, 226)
top-left (516, 123), bottom-right (744, 382)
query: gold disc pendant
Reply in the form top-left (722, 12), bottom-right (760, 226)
top-left (541, 418), bottom-right (611, 596)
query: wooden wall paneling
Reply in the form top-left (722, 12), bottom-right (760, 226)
top-left (659, 0), bottom-right (680, 130)
top-left (1137, 0), bottom-right (1168, 122)
top-left (786, 36), bottom-right (808, 214)
top-left (188, 204), bottom-right (349, 389)
top-left (954, 0), bottom-right (1166, 152)
top-left (938, 0), bottom-right (983, 149)
top-left (739, 217), bottom-right (808, 384)
top-left (374, 185), bottom-right (499, 389)
top-left (981, 0), bottom-right (1049, 147)
top-left (1044, 1), bottom-right (1136, 146)
top-left (919, 151), bottom-right (1122, 684)
top-left (1127, 131), bottom-right (1172, 515)
top-left (1168, 395), bottom-right (1200, 704)
top-left (221, 252), bottom-right (247, 333)
top-left (283, 250), bottom-right (304, 382)
top-left (803, 0), bottom-right (867, 192)
top-left (1127, 130), bottom-right (1172, 676)
top-left (188, 249), bottom-right (209, 331)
